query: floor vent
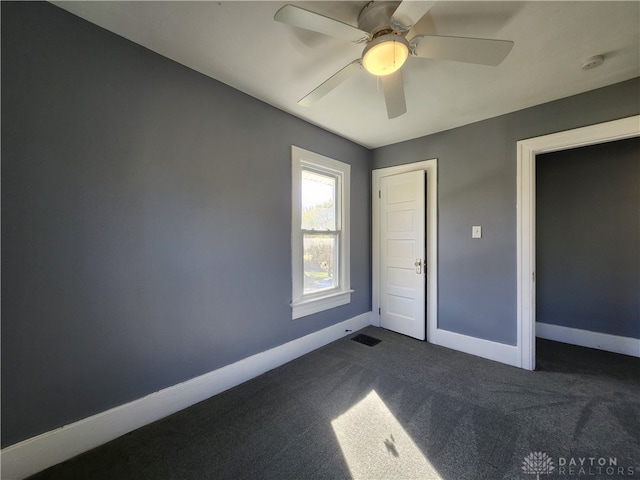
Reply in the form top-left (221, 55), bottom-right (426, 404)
top-left (351, 334), bottom-right (382, 347)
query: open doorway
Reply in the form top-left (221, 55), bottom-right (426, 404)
top-left (516, 115), bottom-right (640, 370)
top-left (536, 138), bottom-right (639, 354)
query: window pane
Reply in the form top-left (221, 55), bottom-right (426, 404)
top-left (303, 234), bottom-right (338, 293)
top-left (302, 169), bottom-right (336, 230)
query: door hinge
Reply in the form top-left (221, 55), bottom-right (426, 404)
top-left (378, 190), bottom-right (381, 199)
top-left (378, 307), bottom-right (381, 315)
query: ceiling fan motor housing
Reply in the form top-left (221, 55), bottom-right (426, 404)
top-left (358, 1), bottom-right (402, 36)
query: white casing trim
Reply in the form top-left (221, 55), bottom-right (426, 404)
top-left (372, 160), bottom-right (438, 342)
top-left (291, 145), bottom-right (352, 320)
top-left (536, 322), bottom-right (640, 358)
top-left (291, 289), bottom-right (353, 320)
top-left (517, 115), bottom-right (640, 371)
top-left (0, 312), bottom-right (372, 480)
top-left (432, 328), bottom-right (521, 368)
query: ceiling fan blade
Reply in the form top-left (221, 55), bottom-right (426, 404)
top-left (275, 4), bottom-right (371, 43)
top-left (411, 35), bottom-right (514, 66)
top-left (381, 70), bottom-right (407, 119)
top-left (298, 60), bottom-right (362, 107)
top-left (391, 1), bottom-right (436, 31)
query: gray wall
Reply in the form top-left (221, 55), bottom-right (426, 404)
top-left (372, 77), bottom-right (640, 345)
top-left (1, 2), bottom-right (371, 447)
top-left (536, 137), bottom-right (640, 339)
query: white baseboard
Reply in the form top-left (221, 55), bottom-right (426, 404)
top-left (0, 312), bottom-right (372, 480)
top-left (431, 328), bottom-right (521, 368)
top-left (536, 322), bottom-right (640, 358)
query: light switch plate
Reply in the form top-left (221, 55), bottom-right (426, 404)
top-left (472, 226), bottom-right (482, 238)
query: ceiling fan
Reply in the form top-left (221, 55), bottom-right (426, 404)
top-left (274, 1), bottom-right (514, 119)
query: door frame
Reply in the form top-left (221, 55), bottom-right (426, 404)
top-left (372, 160), bottom-right (438, 341)
top-left (517, 115), bottom-right (640, 370)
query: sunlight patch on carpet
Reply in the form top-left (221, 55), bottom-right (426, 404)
top-left (331, 390), bottom-right (442, 479)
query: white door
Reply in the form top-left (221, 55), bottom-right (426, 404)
top-left (379, 170), bottom-right (426, 340)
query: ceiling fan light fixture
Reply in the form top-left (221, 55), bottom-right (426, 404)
top-left (362, 34), bottom-right (409, 76)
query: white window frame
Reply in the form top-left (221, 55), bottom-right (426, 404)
top-left (291, 145), bottom-right (352, 319)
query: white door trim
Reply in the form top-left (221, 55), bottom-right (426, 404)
top-left (517, 115), bottom-right (640, 370)
top-left (372, 160), bottom-right (438, 342)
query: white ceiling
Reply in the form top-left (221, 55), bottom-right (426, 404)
top-left (52, 1), bottom-right (639, 149)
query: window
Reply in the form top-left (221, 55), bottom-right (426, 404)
top-left (291, 146), bottom-right (352, 319)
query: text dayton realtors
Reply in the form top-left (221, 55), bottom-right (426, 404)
top-left (557, 456), bottom-right (636, 476)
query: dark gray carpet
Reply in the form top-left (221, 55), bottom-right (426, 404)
top-left (28, 326), bottom-right (640, 479)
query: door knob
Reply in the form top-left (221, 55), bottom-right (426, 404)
top-left (415, 258), bottom-right (422, 274)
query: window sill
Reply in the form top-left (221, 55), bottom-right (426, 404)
top-left (291, 290), bottom-right (354, 320)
